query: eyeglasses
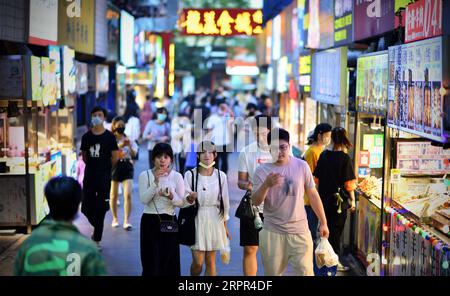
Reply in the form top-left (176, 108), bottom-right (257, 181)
top-left (271, 144), bottom-right (289, 151)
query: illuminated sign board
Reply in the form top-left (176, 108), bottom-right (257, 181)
top-left (405, 0), bottom-right (442, 43)
top-left (334, 0), bottom-right (353, 46)
top-left (299, 53), bottom-right (312, 93)
top-left (179, 9), bottom-right (263, 36)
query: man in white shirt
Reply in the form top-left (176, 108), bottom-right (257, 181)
top-left (205, 103), bottom-right (234, 174)
top-left (237, 115), bottom-right (273, 276)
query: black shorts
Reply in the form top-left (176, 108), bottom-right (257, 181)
top-left (239, 213), bottom-right (264, 247)
top-left (112, 159), bottom-right (134, 182)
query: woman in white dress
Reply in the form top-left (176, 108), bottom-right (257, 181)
top-left (184, 141), bottom-right (231, 276)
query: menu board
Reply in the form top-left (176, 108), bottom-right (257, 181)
top-left (363, 134), bottom-right (384, 169)
top-left (356, 52), bottom-right (389, 115)
top-left (311, 47), bottom-right (348, 106)
top-left (396, 141), bottom-right (450, 175)
top-left (387, 37), bottom-right (448, 143)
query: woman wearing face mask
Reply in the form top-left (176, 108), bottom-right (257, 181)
top-left (138, 143), bottom-right (189, 276)
top-left (302, 123), bottom-right (332, 244)
top-left (110, 117), bottom-right (138, 230)
top-left (184, 141), bottom-right (231, 276)
top-left (313, 127), bottom-right (356, 272)
top-left (143, 108), bottom-right (171, 169)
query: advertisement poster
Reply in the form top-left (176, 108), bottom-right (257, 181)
top-left (48, 46), bottom-right (61, 100)
top-left (362, 134), bottom-right (384, 169)
top-left (299, 53), bottom-right (311, 93)
top-left (41, 57), bottom-right (57, 107)
top-left (120, 10), bottom-right (136, 67)
top-left (357, 197), bottom-right (381, 263)
top-left (30, 56), bottom-right (42, 101)
top-left (62, 46), bottom-right (76, 97)
top-left (354, 0), bottom-right (395, 41)
top-left (405, 0), bottom-right (442, 43)
top-left (356, 52), bottom-right (389, 115)
top-left (396, 141), bottom-right (450, 174)
top-left (305, 0), bottom-right (334, 49)
top-left (387, 37), bottom-right (447, 143)
top-left (76, 61), bottom-right (88, 95)
top-left (311, 47), bottom-right (347, 105)
top-left (107, 5), bottom-right (120, 62)
top-left (96, 65), bottom-right (109, 93)
top-left (0, 56), bottom-right (24, 98)
top-left (334, 0), bottom-right (353, 46)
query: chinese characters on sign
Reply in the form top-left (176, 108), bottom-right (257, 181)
top-left (179, 9), bottom-right (262, 36)
top-left (387, 37), bottom-right (446, 143)
top-left (334, 0), bottom-right (353, 46)
top-left (405, 0), bottom-right (442, 43)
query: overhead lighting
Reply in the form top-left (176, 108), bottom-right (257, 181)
top-left (226, 66), bottom-right (260, 76)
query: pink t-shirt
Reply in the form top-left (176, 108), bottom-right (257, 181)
top-left (253, 156), bottom-right (315, 234)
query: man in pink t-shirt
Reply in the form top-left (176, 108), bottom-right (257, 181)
top-left (252, 128), bottom-right (329, 276)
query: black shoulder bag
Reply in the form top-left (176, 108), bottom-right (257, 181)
top-left (235, 190), bottom-right (255, 220)
top-left (147, 170), bottom-right (179, 233)
top-left (178, 169), bottom-right (199, 246)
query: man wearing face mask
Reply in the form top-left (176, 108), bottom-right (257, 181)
top-left (81, 106), bottom-right (119, 250)
top-left (302, 123), bottom-right (332, 253)
top-left (143, 107), bottom-right (171, 169)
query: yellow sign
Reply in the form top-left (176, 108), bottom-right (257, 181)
top-left (180, 9), bottom-right (262, 36)
top-left (58, 0), bottom-right (95, 54)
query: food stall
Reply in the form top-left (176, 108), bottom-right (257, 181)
top-left (353, 51), bottom-right (389, 270)
top-left (382, 36), bottom-right (450, 276)
top-left (0, 49), bottom-right (76, 230)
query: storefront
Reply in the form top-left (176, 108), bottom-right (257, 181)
top-left (353, 51), bottom-right (389, 271)
top-left (382, 36), bottom-right (450, 276)
top-left (0, 46), bottom-right (77, 230)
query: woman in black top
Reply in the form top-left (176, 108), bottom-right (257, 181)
top-left (313, 127), bottom-right (356, 271)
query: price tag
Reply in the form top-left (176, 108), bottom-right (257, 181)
top-left (391, 169), bottom-right (401, 184)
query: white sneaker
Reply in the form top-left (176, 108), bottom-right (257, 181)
top-left (123, 223), bottom-right (133, 231)
top-left (111, 220), bottom-right (119, 228)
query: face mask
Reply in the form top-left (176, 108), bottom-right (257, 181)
top-left (91, 116), bottom-right (103, 127)
top-left (157, 114), bottom-right (167, 121)
top-left (115, 127), bottom-right (125, 134)
top-left (199, 161), bottom-right (215, 169)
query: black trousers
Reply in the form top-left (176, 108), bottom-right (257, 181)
top-left (140, 213), bottom-right (181, 276)
top-left (325, 206), bottom-right (348, 256)
top-left (216, 145), bottom-right (229, 174)
top-left (82, 176), bottom-right (111, 242)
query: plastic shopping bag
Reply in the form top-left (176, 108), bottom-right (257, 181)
top-left (315, 237), bottom-right (339, 276)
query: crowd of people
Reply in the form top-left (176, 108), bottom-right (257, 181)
top-left (13, 86), bottom-right (357, 277)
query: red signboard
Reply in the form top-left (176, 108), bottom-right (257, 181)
top-left (405, 0), bottom-right (442, 43)
top-left (179, 9), bottom-right (262, 36)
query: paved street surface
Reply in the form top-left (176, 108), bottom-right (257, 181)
top-left (0, 146), bottom-right (359, 276)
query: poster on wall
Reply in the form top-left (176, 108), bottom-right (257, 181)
top-left (96, 65), bottom-right (109, 93)
top-left (311, 47), bottom-right (348, 106)
top-left (41, 57), bottom-right (57, 107)
top-left (387, 37), bottom-right (448, 143)
top-left (62, 46), bottom-right (76, 97)
top-left (356, 52), bottom-right (389, 115)
top-left (76, 61), bottom-right (88, 95)
top-left (354, 0), bottom-right (395, 41)
top-left (405, 0), bottom-right (442, 43)
top-left (48, 46), bottom-right (61, 100)
top-left (334, 0), bottom-right (353, 46)
top-left (396, 141), bottom-right (450, 174)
